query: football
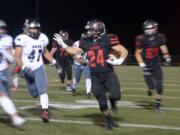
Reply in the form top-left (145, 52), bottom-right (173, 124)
top-left (108, 50), bottom-right (120, 60)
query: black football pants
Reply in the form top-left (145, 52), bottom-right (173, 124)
top-left (58, 63), bottom-right (72, 83)
top-left (91, 72), bottom-right (121, 112)
top-left (143, 66), bottom-right (163, 95)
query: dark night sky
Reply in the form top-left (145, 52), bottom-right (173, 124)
top-left (0, 0), bottom-right (180, 54)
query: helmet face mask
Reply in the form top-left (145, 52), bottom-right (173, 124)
top-left (23, 18), bottom-right (41, 39)
top-left (0, 20), bottom-right (7, 35)
top-left (84, 19), bottom-right (106, 39)
top-left (59, 30), bottom-right (69, 41)
top-left (143, 20), bottom-right (158, 36)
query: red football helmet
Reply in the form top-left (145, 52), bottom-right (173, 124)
top-left (84, 19), bottom-right (106, 39)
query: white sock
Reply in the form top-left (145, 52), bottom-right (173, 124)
top-left (0, 96), bottom-right (17, 115)
top-left (72, 78), bottom-right (77, 89)
top-left (12, 77), bottom-right (19, 87)
top-left (40, 93), bottom-right (49, 109)
top-left (86, 78), bottom-right (91, 94)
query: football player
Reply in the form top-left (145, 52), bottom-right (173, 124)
top-left (0, 19), bottom-right (26, 126)
top-left (135, 20), bottom-right (171, 112)
top-left (71, 40), bottom-right (91, 97)
top-left (14, 18), bottom-right (57, 122)
top-left (54, 19), bottom-right (128, 130)
top-left (50, 30), bottom-right (73, 91)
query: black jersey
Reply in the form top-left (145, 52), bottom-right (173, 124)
top-left (52, 40), bottom-right (73, 64)
top-left (135, 33), bottom-right (166, 67)
top-left (79, 34), bottom-right (120, 73)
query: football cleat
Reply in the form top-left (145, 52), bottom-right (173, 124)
top-left (41, 109), bottom-right (49, 123)
top-left (12, 116), bottom-right (26, 126)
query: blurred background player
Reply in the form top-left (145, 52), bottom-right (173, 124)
top-left (0, 19), bottom-right (26, 126)
top-left (50, 30), bottom-right (73, 91)
top-left (71, 40), bottom-right (91, 97)
top-left (0, 20), bottom-right (18, 91)
top-left (135, 20), bottom-right (171, 112)
top-left (54, 19), bottom-right (128, 130)
top-left (14, 18), bottom-right (57, 122)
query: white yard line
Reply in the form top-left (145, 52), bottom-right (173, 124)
top-left (26, 117), bottom-right (180, 131)
top-left (16, 87), bottom-right (180, 92)
top-left (14, 99), bottom-right (180, 111)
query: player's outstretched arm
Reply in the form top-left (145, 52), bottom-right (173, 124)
top-left (53, 33), bottom-right (83, 55)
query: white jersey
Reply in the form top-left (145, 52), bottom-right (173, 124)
top-left (0, 35), bottom-right (13, 71)
top-left (73, 40), bottom-right (88, 65)
top-left (14, 33), bottom-right (49, 71)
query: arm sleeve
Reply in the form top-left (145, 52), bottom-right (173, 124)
top-left (14, 35), bottom-right (24, 47)
top-left (109, 34), bottom-right (120, 46)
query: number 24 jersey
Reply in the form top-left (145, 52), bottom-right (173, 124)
top-left (14, 33), bottom-right (49, 71)
top-left (79, 34), bottom-right (120, 73)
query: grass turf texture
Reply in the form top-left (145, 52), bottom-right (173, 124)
top-left (0, 65), bottom-right (180, 135)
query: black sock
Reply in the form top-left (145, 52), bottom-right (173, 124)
top-left (106, 115), bottom-right (114, 127)
top-left (155, 99), bottom-right (161, 108)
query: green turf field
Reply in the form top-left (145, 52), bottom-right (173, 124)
top-left (0, 65), bottom-right (180, 135)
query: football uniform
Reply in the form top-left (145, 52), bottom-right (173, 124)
top-left (135, 33), bottom-right (166, 94)
top-left (51, 40), bottom-right (73, 83)
top-left (71, 40), bottom-right (91, 95)
top-left (0, 35), bottom-right (13, 92)
top-left (0, 35), bottom-right (13, 71)
top-left (79, 34), bottom-right (121, 111)
top-left (14, 33), bottom-right (49, 97)
top-left (15, 33), bottom-right (49, 71)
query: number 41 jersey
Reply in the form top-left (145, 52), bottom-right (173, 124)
top-left (14, 33), bottom-right (49, 71)
top-left (79, 34), bottom-right (120, 73)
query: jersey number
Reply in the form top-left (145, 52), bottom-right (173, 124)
top-left (28, 49), bottom-right (42, 62)
top-left (88, 49), bottom-right (105, 67)
top-left (146, 48), bottom-right (159, 59)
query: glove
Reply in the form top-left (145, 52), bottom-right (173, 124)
top-left (53, 33), bottom-right (68, 49)
top-left (163, 58), bottom-right (171, 66)
top-left (11, 65), bottom-right (20, 76)
top-left (12, 66), bottom-right (25, 78)
top-left (50, 59), bottom-right (56, 67)
top-left (21, 65), bottom-right (32, 77)
top-left (106, 54), bottom-right (124, 65)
